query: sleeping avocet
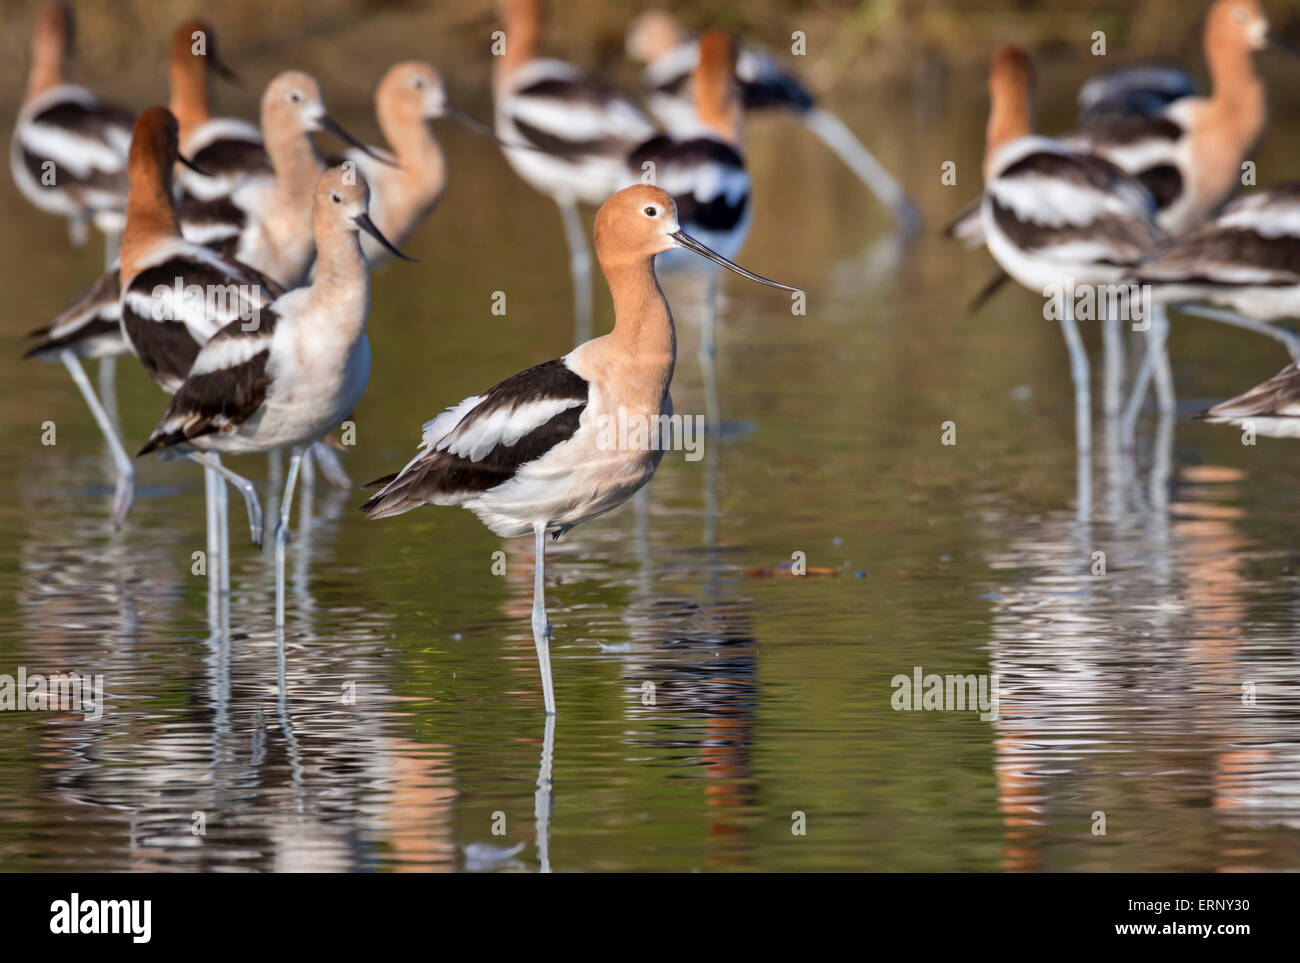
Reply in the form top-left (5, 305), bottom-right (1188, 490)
top-left (493, 0), bottom-right (655, 338)
top-left (10, 1), bottom-right (131, 259)
top-left (168, 18), bottom-right (268, 204)
top-left (625, 9), bottom-right (918, 230)
top-left (178, 71), bottom-right (384, 289)
top-left (622, 31), bottom-right (751, 422)
top-left (980, 47), bottom-right (1163, 515)
top-left (1066, 0), bottom-right (1296, 237)
top-left (358, 184), bottom-right (798, 715)
top-left (138, 167), bottom-right (411, 628)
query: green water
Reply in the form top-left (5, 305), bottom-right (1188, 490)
top-left (2, 56), bottom-right (1300, 871)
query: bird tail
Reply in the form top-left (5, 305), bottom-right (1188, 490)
top-left (358, 467), bottom-right (429, 519)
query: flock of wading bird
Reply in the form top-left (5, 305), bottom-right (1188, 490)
top-left (17, 0), bottom-right (1300, 715)
top-left (955, 0), bottom-right (1300, 519)
top-left (12, 0), bottom-right (927, 716)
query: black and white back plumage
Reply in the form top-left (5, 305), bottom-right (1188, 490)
top-left (497, 59), bottom-right (655, 205)
top-left (642, 41), bottom-right (813, 134)
top-left (361, 359), bottom-right (589, 523)
top-left (1064, 112), bottom-right (1187, 217)
top-left (1132, 183), bottom-right (1300, 316)
top-left (10, 86), bottom-right (132, 235)
top-left (137, 301), bottom-right (285, 454)
top-left (1076, 65), bottom-right (1198, 123)
top-left (983, 137), bottom-right (1163, 290)
top-left (24, 267), bottom-right (125, 361)
top-left (626, 135), bottom-right (749, 240)
top-left (176, 118), bottom-right (270, 204)
top-left (120, 240), bottom-right (282, 393)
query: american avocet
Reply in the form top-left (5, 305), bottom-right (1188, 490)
top-left (980, 47), bottom-right (1164, 516)
top-left (622, 31), bottom-right (749, 423)
top-left (1195, 360), bottom-right (1300, 437)
top-left (10, 1), bottom-right (131, 259)
top-left (1067, 0), bottom-right (1296, 237)
top-left (119, 107), bottom-right (282, 597)
top-left (493, 0), bottom-right (655, 338)
top-left (359, 185), bottom-right (798, 714)
top-left (178, 71), bottom-right (383, 289)
top-left (1120, 182), bottom-right (1300, 436)
top-left (168, 19), bottom-right (267, 204)
top-left (339, 62), bottom-right (449, 265)
top-left (1076, 64), bottom-right (1198, 122)
top-left (139, 166), bottom-right (410, 627)
top-left (625, 9), bottom-right (918, 230)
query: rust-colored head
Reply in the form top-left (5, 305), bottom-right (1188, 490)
top-left (1206, 0), bottom-right (1271, 57)
top-left (595, 185), bottom-right (681, 269)
top-left (694, 31), bottom-right (741, 143)
top-left (314, 166), bottom-right (415, 263)
top-left (169, 20), bottom-right (225, 136)
top-left (985, 45), bottom-right (1035, 177)
top-left (376, 61), bottom-right (447, 124)
top-left (627, 10), bottom-right (684, 63)
top-left (261, 71), bottom-right (328, 135)
top-left (129, 106), bottom-right (183, 183)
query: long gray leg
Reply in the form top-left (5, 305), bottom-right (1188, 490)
top-left (532, 521), bottom-right (557, 715)
top-left (309, 440), bottom-right (351, 489)
top-left (274, 448), bottom-right (305, 628)
top-left (1101, 313), bottom-right (1123, 418)
top-left (557, 195), bottom-right (593, 344)
top-left (214, 455), bottom-right (231, 595)
top-left (97, 355), bottom-right (121, 432)
top-left (188, 452), bottom-right (263, 547)
top-left (205, 467), bottom-right (220, 622)
top-left (60, 350), bottom-right (135, 528)
top-left (1151, 303), bottom-right (1175, 416)
top-left (1172, 303), bottom-right (1300, 360)
top-left (700, 269), bottom-right (721, 433)
top-left (1057, 294), bottom-right (1092, 521)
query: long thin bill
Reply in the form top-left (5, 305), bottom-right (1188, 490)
top-left (178, 152), bottom-right (210, 176)
top-left (355, 213), bottom-right (417, 262)
top-left (1268, 31), bottom-right (1300, 57)
top-left (211, 54), bottom-right (242, 86)
top-left (319, 114), bottom-right (400, 168)
top-left (670, 230), bottom-right (800, 292)
top-left (445, 105), bottom-right (541, 151)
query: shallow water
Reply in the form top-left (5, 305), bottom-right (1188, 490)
top-left (3, 57), bottom-right (1300, 872)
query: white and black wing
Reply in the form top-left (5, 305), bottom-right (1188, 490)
top-left (1135, 183), bottom-right (1300, 291)
top-left (1077, 65), bottom-right (1198, 123)
top-left (1065, 113), bottom-right (1186, 212)
top-left (986, 144), bottom-right (1162, 268)
top-left (12, 86), bottom-right (132, 217)
top-left (627, 135), bottom-right (749, 235)
top-left (24, 268), bottom-right (125, 360)
top-left (736, 47), bottom-right (814, 113)
top-left (177, 118), bottom-right (269, 203)
top-left (361, 359), bottom-right (590, 519)
top-left (120, 242), bottom-right (281, 392)
top-left (137, 300), bottom-right (287, 454)
top-left (506, 61), bottom-right (654, 159)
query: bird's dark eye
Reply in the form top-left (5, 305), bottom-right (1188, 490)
top-left (289, 91), bottom-right (304, 104)
top-left (331, 192), bottom-right (342, 204)
top-left (643, 206), bottom-right (658, 217)
top-left (413, 78), bottom-right (425, 89)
